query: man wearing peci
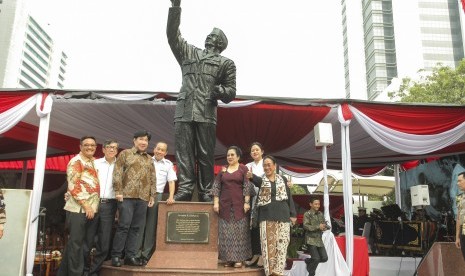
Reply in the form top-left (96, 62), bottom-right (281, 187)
top-left (137, 141), bottom-right (177, 265)
top-left (167, 0), bottom-right (236, 202)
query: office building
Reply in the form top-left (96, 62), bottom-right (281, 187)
top-left (342, 0), bottom-right (464, 101)
top-left (0, 0), bottom-right (67, 89)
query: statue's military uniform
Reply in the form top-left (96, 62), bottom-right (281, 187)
top-left (167, 6), bottom-right (236, 202)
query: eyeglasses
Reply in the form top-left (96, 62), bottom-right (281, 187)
top-left (82, 144), bottom-right (97, 148)
top-left (105, 146), bottom-right (118, 150)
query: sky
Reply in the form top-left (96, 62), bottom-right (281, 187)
top-left (29, 0), bottom-right (345, 99)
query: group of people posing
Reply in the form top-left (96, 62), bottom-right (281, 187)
top-left (212, 142), bottom-right (330, 276)
top-left (212, 143), bottom-right (297, 276)
top-left (56, 131), bottom-right (331, 276)
top-left (58, 131), bottom-right (177, 276)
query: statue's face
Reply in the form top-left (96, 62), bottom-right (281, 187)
top-left (205, 33), bottom-right (222, 50)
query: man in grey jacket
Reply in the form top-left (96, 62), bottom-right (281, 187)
top-left (167, 0), bottom-right (236, 202)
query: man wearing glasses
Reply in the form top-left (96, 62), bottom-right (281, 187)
top-left (83, 140), bottom-right (119, 276)
top-left (58, 136), bottom-right (100, 276)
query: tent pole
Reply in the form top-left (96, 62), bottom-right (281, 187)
top-left (338, 104), bottom-right (354, 274)
top-left (20, 160), bottom-right (27, 189)
top-left (394, 164), bottom-right (402, 209)
top-left (322, 146), bottom-right (331, 227)
top-left (26, 96), bottom-right (52, 276)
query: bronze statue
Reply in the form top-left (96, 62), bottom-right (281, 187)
top-left (167, 0), bottom-right (236, 202)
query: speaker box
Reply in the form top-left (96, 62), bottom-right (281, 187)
top-left (410, 185), bottom-right (430, 206)
top-left (314, 122), bottom-right (333, 146)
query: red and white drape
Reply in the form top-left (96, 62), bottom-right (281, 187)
top-left (350, 105), bottom-right (465, 154)
top-left (0, 93), bottom-right (51, 134)
top-left (0, 92), bottom-right (53, 276)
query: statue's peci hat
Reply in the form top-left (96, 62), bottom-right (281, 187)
top-left (211, 27), bottom-right (228, 52)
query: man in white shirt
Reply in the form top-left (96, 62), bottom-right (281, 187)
top-left (137, 141), bottom-right (177, 265)
top-left (84, 139), bottom-right (119, 276)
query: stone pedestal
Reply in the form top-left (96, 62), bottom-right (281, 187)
top-left (416, 242), bottom-right (465, 276)
top-left (148, 202), bottom-right (218, 270)
top-left (100, 201), bottom-right (265, 275)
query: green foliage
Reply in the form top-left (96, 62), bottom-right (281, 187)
top-left (388, 59), bottom-right (465, 104)
top-left (290, 184), bottom-right (307, 195)
top-left (382, 190), bottom-right (396, 206)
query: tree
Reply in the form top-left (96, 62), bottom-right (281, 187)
top-left (388, 59), bottom-right (465, 104)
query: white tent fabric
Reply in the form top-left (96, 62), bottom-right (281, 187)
top-left (94, 92), bottom-right (158, 101)
top-left (316, 231), bottom-right (351, 275)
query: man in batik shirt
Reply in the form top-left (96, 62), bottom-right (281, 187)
top-left (57, 136), bottom-right (100, 276)
top-left (303, 197), bottom-right (329, 276)
top-left (110, 130), bottom-right (156, 267)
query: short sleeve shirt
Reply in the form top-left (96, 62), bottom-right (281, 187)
top-left (457, 193), bottom-right (465, 227)
top-left (154, 158), bottom-right (177, 193)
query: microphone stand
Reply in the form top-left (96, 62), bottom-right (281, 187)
top-left (35, 207), bottom-right (47, 276)
top-left (391, 216), bottom-right (403, 256)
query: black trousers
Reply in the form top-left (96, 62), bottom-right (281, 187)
top-left (137, 193), bottom-right (163, 259)
top-left (174, 121), bottom-right (216, 202)
top-left (306, 245), bottom-right (328, 276)
top-left (57, 211), bottom-right (98, 276)
top-left (111, 199), bottom-right (147, 259)
top-left (84, 200), bottom-right (117, 275)
top-left (461, 227), bottom-right (465, 261)
top-left (250, 226), bottom-right (261, 255)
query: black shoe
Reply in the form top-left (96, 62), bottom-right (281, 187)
top-left (111, 256), bottom-right (122, 267)
top-left (125, 257), bottom-right (142, 266)
top-left (140, 257), bottom-right (148, 266)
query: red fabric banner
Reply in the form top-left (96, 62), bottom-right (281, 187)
top-left (217, 103), bottom-right (330, 153)
top-left (0, 154), bottom-right (75, 171)
top-left (3, 122), bottom-right (81, 153)
top-left (341, 103), bottom-right (353, 121)
top-left (0, 92), bottom-right (36, 113)
top-left (352, 102), bottom-right (465, 134)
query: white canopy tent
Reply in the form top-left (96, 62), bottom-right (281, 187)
top-left (2, 90), bottom-right (465, 275)
top-left (313, 170), bottom-right (395, 196)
